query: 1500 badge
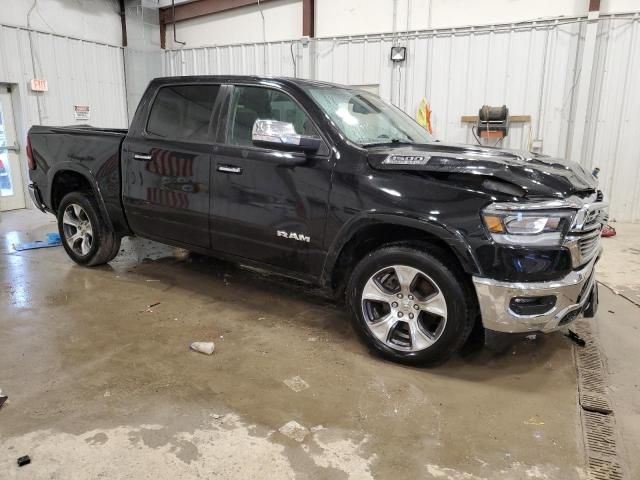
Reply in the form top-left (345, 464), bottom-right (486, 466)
top-left (277, 231), bottom-right (311, 243)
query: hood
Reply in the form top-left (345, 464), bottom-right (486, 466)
top-left (367, 142), bottom-right (598, 199)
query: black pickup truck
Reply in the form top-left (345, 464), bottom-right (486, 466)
top-left (27, 76), bottom-right (607, 365)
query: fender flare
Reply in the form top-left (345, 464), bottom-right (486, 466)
top-left (47, 162), bottom-right (114, 228)
top-left (320, 212), bottom-right (481, 288)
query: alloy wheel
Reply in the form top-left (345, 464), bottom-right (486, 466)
top-left (62, 203), bottom-right (94, 256)
top-left (361, 265), bottom-right (448, 352)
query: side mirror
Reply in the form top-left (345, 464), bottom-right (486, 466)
top-left (252, 119), bottom-right (321, 153)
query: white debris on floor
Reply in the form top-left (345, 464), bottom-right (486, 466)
top-left (189, 342), bottom-right (215, 355)
top-left (278, 421), bottom-right (309, 442)
top-left (283, 376), bottom-right (310, 392)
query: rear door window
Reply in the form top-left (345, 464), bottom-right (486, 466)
top-left (147, 85), bottom-right (220, 142)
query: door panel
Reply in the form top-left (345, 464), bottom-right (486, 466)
top-left (211, 85), bottom-right (333, 277)
top-left (0, 86), bottom-right (26, 211)
top-left (123, 138), bottom-right (212, 247)
top-left (122, 84), bottom-right (220, 247)
top-left (212, 146), bottom-right (332, 276)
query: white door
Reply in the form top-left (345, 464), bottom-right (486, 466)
top-left (0, 85), bottom-right (26, 211)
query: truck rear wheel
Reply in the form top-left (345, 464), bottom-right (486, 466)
top-left (346, 245), bottom-right (475, 366)
top-left (57, 191), bottom-right (121, 266)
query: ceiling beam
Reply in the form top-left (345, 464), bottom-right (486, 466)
top-left (159, 0), bottom-right (313, 48)
top-left (160, 21), bottom-right (166, 49)
top-left (159, 0), bottom-right (276, 25)
top-left (302, 0), bottom-right (314, 37)
top-left (119, 0), bottom-right (127, 47)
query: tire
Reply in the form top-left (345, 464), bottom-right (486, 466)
top-left (57, 191), bottom-right (121, 267)
top-left (346, 244), bottom-right (476, 366)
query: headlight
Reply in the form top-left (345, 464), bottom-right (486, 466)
top-left (482, 204), bottom-right (575, 246)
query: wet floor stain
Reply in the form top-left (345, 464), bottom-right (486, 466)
top-left (0, 210), bottom-right (586, 479)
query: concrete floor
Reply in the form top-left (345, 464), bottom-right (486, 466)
top-left (0, 209), bottom-right (638, 479)
top-left (592, 228), bottom-right (640, 480)
top-left (595, 222), bottom-right (640, 306)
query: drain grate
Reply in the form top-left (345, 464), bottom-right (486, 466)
top-left (583, 410), bottom-right (618, 456)
top-left (577, 347), bottom-right (603, 370)
top-left (581, 393), bottom-right (613, 414)
top-left (579, 369), bottom-right (607, 395)
top-left (573, 320), bottom-right (625, 480)
top-left (587, 457), bottom-right (624, 480)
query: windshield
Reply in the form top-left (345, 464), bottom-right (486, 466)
top-left (305, 86), bottom-right (433, 146)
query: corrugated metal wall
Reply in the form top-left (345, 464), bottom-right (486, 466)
top-left (164, 18), bottom-right (584, 156)
top-left (164, 40), bottom-right (305, 78)
top-left (168, 14), bottom-right (640, 223)
top-left (583, 15), bottom-right (640, 222)
top-left (0, 24), bottom-right (128, 209)
top-left (312, 20), bottom-right (583, 156)
top-left (0, 24), bottom-right (128, 130)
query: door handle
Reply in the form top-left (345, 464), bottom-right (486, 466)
top-left (217, 164), bottom-right (242, 174)
top-left (133, 153), bottom-right (152, 161)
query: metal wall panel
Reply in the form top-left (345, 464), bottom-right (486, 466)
top-left (0, 24), bottom-right (128, 208)
top-left (165, 19), bottom-right (583, 156)
top-left (165, 15), bottom-right (640, 221)
top-left (164, 41), bottom-right (300, 78)
top-left (311, 21), bottom-right (583, 155)
top-left (0, 24), bottom-right (128, 130)
top-left (584, 15), bottom-right (640, 222)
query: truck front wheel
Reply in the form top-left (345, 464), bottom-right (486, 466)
top-left (57, 191), bottom-right (121, 266)
top-left (346, 245), bottom-right (475, 366)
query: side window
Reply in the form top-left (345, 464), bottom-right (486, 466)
top-left (226, 86), bottom-right (319, 147)
top-left (147, 85), bottom-right (220, 141)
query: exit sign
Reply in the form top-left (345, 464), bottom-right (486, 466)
top-left (30, 79), bottom-right (48, 92)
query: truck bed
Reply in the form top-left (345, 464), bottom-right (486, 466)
top-left (28, 125), bottom-right (130, 234)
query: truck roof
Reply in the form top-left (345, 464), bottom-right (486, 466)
top-left (149, 75), bottom-right (347, 90)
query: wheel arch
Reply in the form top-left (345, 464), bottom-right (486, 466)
top-left (48, 164), bottom-right (113, 229)
top-left (322, 214), bottom-right (481, 295)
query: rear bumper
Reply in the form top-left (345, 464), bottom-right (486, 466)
top-left (472, 253), bottom-right (599, 333)
top-left (28, 183), bottom-right (46, 212)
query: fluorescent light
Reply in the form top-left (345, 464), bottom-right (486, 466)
top-left (390, 46), bottom-right (406, 62)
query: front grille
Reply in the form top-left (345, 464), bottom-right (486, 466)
top-left (584, 213), bottom-right (604, 231)
top-left (566, 229), bottom-right (601, 268)
top-left (564, 200), bottom-right (607, 268)
top-left (579, 232), bottom-right (601, 262)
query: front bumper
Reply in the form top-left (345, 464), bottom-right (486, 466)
top-left (472, 253), bottom-right (599, 333)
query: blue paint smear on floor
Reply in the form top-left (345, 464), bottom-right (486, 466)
top-left (14, 232), bottom-right (62, 251)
